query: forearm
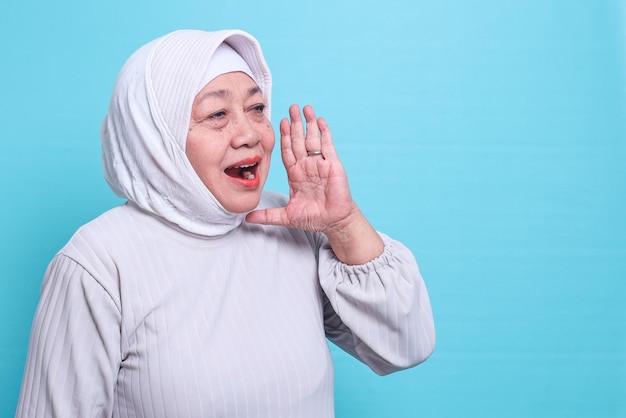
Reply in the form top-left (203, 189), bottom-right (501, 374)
top-left (319, 233), bottom-right (436, 375)
top-left (323, 206), bottom-right (384, 265)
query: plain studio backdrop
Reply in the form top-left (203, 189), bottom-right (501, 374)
top-left (1, 1), bottom-right (624, 417)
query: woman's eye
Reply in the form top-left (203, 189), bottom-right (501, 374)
top-left (207, 110), bottom-right (227, 120)
top-left (251, 104), bottom-right (265, 113)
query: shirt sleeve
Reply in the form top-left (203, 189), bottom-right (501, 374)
top-left (318, 232), bottom-right (435, 376)
top-left (16, 253), bottom-right (121, 418)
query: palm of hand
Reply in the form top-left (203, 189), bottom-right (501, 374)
top-left (282, 153), bottom-right (355, 233)
top-left (246, 104), bottom-right (357, 232)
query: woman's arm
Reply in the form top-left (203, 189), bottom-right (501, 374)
top-left (247, 104), bottom-right (435, 373)
top-left (319, 232), bottom-right (435, 375)
top-left (16, 254), bottom-right (120, 417)
top-left (246, 104), bottom-right (383, 265)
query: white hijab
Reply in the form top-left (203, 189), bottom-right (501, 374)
top-left (101, 29), bottom-right (272, 236)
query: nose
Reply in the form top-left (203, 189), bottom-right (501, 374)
top-left (231, 113), bottom-right (262, 148)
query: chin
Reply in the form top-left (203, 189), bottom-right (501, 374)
top-left (223, 193), bottom-right (263, 214)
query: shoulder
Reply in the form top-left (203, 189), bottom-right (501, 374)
top-left (56, 204), bottom-right (148, 279)
top-left (37, 205), bottom-right (140, 309)
top-left (63, 204), bottom-right (142, 251)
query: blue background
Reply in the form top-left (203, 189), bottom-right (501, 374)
top-left (1, 0), bottom-right (624, 417)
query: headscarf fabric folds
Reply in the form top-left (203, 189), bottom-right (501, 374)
top-left (101, 29), bottom-right (272, 236)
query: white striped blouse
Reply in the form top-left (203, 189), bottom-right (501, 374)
top-left (16, 193), bottom-right (435, 417)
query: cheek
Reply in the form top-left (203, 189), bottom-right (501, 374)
top-left (263, 123), bottom-right (276, 151)
top-left (185, 134), bottom-right (222, 176)
top-left (185, 139), bottom-right (200, 170)
top-left (186, 138), bottom-right (206, 172)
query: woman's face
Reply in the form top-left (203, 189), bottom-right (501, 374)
top-left (186, 72), bottom-right (275, 213)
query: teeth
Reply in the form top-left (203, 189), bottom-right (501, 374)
top-left (242, 171), bottom-right (255, 180)
top-left (237, 163), bottom-right (256, 168)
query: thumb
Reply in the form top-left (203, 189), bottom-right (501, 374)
top-left (245, 207), bottom-right (289, 226)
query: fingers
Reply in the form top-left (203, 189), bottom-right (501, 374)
top-left (287, 104), bottom-right (307, 160)
top-left (279, 117), bottom-right (296, 168)
top-left (245, 207), bottom-right (288, 226)
top-left (281, 104), bottom-right (326, 164)
top-left (317, 117), bottom-right (337, 160)
top-left (302, 105), bottom-right (322, 156)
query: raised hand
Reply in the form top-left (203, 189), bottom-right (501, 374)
top-left (246, 104), bottom-right (384, 265)
top-left (246, 104), bottom-right (356, 232)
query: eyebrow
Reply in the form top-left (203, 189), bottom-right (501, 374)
top-left (198, 86), bottom-right (262, 102)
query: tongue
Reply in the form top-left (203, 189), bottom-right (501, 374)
top-left (225, 166), bottom-right (255, 180)
top-left (224, 167), bottom-right (240, 178)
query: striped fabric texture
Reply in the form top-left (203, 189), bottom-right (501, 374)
top-left (16, 193), bottom-right (435, 417)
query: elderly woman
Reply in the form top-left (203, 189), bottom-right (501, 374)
top-left (16, 29), bottom-right (435, 417)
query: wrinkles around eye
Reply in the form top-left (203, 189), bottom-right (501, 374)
top-left (207, 110), bottom-right (227, 120)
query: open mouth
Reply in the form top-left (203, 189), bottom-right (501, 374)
top-left (224, 162), bottom-right (258, 180)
